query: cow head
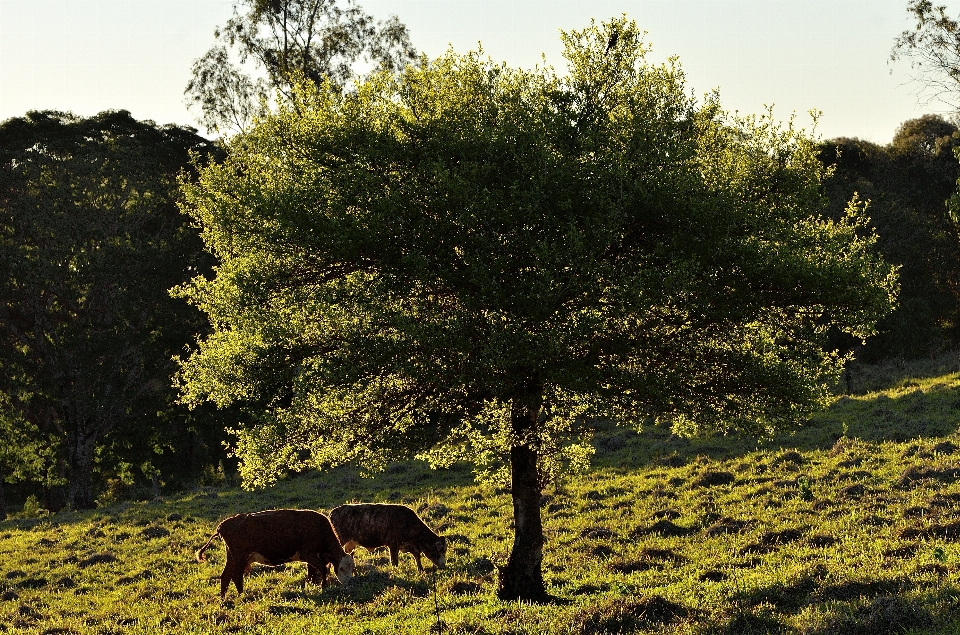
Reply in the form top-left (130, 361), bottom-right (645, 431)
top-left (336, 553), bottom-right (355, 584)
top-left (424, 536), bottom-right (447, 569)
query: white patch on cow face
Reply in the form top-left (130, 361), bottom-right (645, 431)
top-left (336, 554), bottom-right (355, 584)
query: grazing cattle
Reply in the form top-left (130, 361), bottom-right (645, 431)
top-left (329, 503), bottom-right (446, 572)
top-left (196, 509), bottom-right (354, 597)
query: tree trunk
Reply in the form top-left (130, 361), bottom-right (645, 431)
top-left (497, 382), bottom-right (548, 601)
top-left (68, 428), bottom-right (99, 510)
top-left (45, 451), bottom-right (69, 513)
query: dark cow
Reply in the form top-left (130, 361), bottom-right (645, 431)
top-left (196, 509), bottom-right (354, 597)
top-left (329, 503), bottom-right (446, 572)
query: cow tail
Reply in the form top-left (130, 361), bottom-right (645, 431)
top-left (196, 531), bottom-right (220, 562)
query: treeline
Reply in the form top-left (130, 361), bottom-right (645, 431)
top-left (0, 110), bottom-right (238, 517)
top-left (818, 114), bottom-right (960, 361)
top-left (0, 0), bottom-right (417, 519)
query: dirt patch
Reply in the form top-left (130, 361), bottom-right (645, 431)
top-left (704, 517), bottom-right (750, 536)
top-left (839, 483), bottom-right (867, 499)
top-left (638, 547), bottom-right (684, 564)
top-left (928, 492), bottom-right (960, 507)
top-left (884, 543), bottom-right (919, 559)
top-left (693, 471), bottom-right (735, 487)
top-left (740, 528), bottom-right (804, 554)
top-left (581, 527), bottom-right (616, 540)
top-left (464, 556), bottom-right (494, 576)
top-left (927, 520), bottom-right (960, 540)
top-left (898, 465), bottom-right (960, 487)
top-left (655, 453), bottom-right (686, 468)
top-left (590, 545), bottom-right (613, 559)
top-left (267, 605), bottom-right (311, 616)
top-left (651, 509), bottom-right (681, 521)
top-left (837, 457), bottom-right (865, 468)
top-left (916, 563), bottom-right (949, 577)
top-left (898, 526), bottom-right (925, 540)
top-left (141, 526), bottom-right (169, 540)
top-left (807, 534), bottom-right (836, 548)
top-left (609, 560), bottom-right (660, 574)
top-left (448, 580), bottom-right (483, 595)
top-left (863, 514), bottom-right (890, 527)
top-left (773, 450), bottom-right (803, 466)
top-left (898, 520), bottom-right (960, 541)
top-left (55, 576), bottom-right (76, 589)
top-left (933, 441), bottom-right (957, 455)
top-left (419, 502), bottom-right (450, 520)
top-left (632, 519), bottom-right (692, 538)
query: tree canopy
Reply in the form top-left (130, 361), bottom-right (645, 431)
top-left (0, 110), bottom-right (223, 510)
top-left (176, 17), bottom-right (897, 599)
top-left (185, 0), bottom-right (416, 135)
top-left (818, 114), bottom-right (960, 360)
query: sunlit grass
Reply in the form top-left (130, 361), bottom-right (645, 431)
top-left (4, 355), bottom-right (960, 633)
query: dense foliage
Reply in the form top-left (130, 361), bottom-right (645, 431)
top-left (176, 17), bottom-right (896, 599)
top-left (0, 110), bottom-right (227, 513)
top-left (185, 0), bottom-right (417, 134)
top-left (819, 114), bottom-right (960, 361)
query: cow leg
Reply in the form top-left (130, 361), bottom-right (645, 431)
top-left (231, 551), bottom-right (247, 596)
top-left (307, 563), bottom-right (325, 586)
top-left (304, 553), bottom-right (328, 588)
top-left (221, 551), bottom-right (239, 598)
top-left (232, 567), bottom-right (245, 595)
top-left (389, 546), bottom-right (400, 567)
top-left (413, 551), bottom-right (424, 573)
top-left (220, 563), bottom-right (233, 598)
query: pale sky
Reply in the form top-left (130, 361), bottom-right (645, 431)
top-left (0, 0), bottom-right (942, 144)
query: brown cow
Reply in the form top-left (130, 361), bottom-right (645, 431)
top-left (196, 509), bottom-right (354, 597)
top-left (329, 503), bottom-right (446, 572)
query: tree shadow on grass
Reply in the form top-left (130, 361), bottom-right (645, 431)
top-left (708, 576), bottom-right (960, 635)
top-left (301, 565), bottom-right (431, 606)
top-left (590, 370), bottom-right (960, 474)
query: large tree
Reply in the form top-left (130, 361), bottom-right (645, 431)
top-left (176, 18), bottom-right (897, 600)
top-left (0, 110), bottom-right (222, 510)
top-left (185, 0), bottom-right (416, 135)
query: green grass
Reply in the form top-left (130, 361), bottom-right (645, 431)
top-left (5, 355), bottom-right (960, 633)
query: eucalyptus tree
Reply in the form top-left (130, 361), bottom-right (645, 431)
top-left (0, 110), bottom-right (221, 510)
top-left (176, 18), bottom-right (897, 600)
top-left (185, 0), bottom-right (416, 135)
top-left (892, 1), bottom-right (960, 110)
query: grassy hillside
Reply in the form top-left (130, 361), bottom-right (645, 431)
top-left (4, 355), bottom-right (960, 634)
